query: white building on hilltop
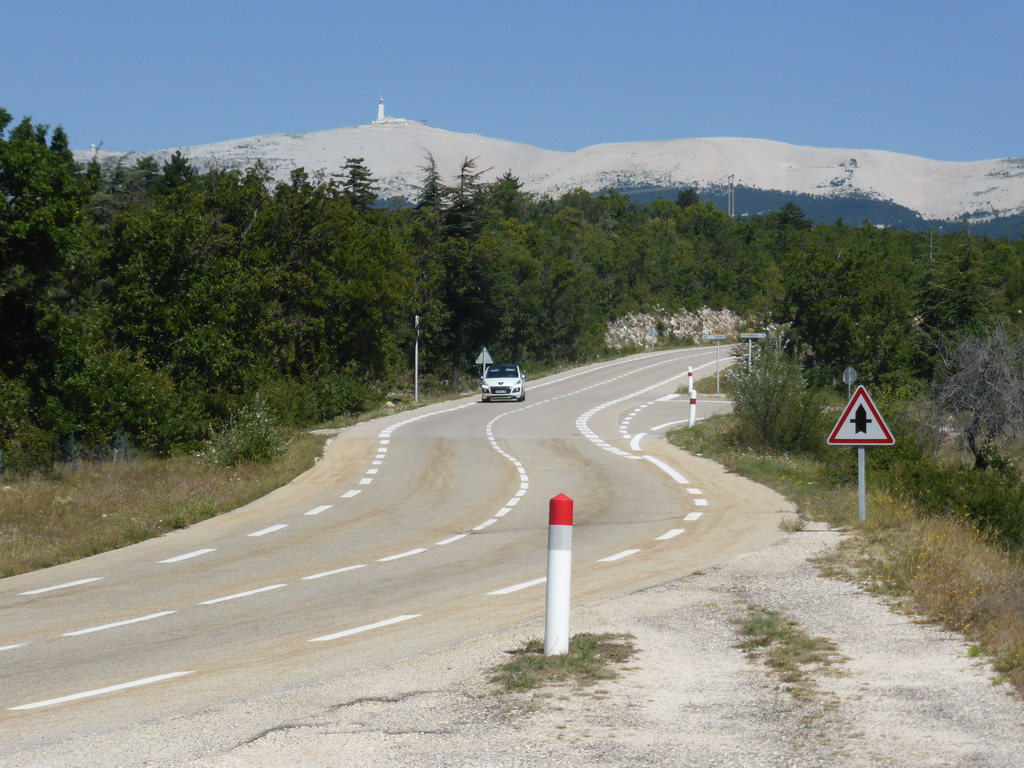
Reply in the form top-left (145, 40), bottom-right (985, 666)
top-left (371, 96), bottom-right (423, 126)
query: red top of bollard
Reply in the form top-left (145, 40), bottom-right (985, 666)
top-left (549, 494), bottom-right (574, 526)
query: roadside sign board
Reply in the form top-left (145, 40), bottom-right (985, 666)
top-left (701, 332), bottom-right (727, 340)
top-left (475, 347), bottom-right (494, 366)
top-left (739, 331), bottom-right (766, 339)
top-left (827, 386), bottom-right (895, 446)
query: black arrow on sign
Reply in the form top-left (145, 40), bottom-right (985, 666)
top-left (852, 404), bottom-right (872, 434)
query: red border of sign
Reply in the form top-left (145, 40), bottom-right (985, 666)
top-left (827, 386), bottom-right (895, 445)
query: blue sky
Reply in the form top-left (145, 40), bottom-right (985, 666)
top-left (2, 0), bottom-right (1020, 161)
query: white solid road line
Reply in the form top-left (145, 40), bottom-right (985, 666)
top-left (309, 614), bottom-right (420, 643)
top-left (8, 671), bottom-right (194, 711)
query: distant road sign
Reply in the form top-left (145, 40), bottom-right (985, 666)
top-left (739, 331), bottom-right (766, 339)
top-left (828, 386), bottom-right (895, 446)
top-left (475, 347), bottom-right (494, 366)
top-left (701, 333), bottom-right (727, 340)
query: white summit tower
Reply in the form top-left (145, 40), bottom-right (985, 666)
top-left (371, 96), bottom-right (420, 126)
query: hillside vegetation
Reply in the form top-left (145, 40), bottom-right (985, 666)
top-left (4, 110), bottom-right (1023, 472)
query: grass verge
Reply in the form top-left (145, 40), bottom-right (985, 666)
top-left (489, 633), bottom-right (638, 692)
top-left (670, 414), bottom-right (1024, 697)
top-left (0, 431), bottom-right (328, 578)
top-left (735, 604), bottom-right (845, 698)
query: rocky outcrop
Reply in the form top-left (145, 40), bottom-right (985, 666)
top-left (605, 308), bottom-right (742, 349)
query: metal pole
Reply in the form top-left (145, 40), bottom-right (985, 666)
top-left (715, 341), bottom-right (721, 394)
top-left (414, 315), bottom-right (420, 404)
top-left (544, 494), bottom-right (574, 656)
top-left (858, 447), bottom-right (866, 522)
top-left (748, 338), bottom-right (753, 366)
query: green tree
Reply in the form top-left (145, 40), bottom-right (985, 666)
top-left (336, 157), bottom-right (378, 212)
top-left (414, 152), bottom-right (446, 211)
top-left (782, 228), bottom-right (917, 387)
top-left (729, 332), bottom-right (830, 453)
top-left (0, 111), bottom-right (91, 379)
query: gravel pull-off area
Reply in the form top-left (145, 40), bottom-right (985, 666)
top-left (15, 524), bottom-right (1024, 767)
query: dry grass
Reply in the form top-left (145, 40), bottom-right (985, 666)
top-left (489, 633), bottom-right (638, 692)
top-left (820, 490), bottom-right (1024, 692)
top-left (0, 431), bottom-right (327, 577)
top-left (734, 604), bottom-right (845, 698)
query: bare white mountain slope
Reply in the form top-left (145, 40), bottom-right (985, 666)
top-left (81, 121), bottom-right (1024, 223)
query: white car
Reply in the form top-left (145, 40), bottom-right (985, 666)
top-left (481, 364), bottom-right (526, 402)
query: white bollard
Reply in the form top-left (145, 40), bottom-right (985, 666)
top-left (687, 366), bottom-right (693, 395)
top-left (544, 494), bottom-right (573, 655)
top-left (689, 389), bottom-right (697, 428)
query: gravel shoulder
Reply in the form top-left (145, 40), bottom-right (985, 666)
top-left (16, 522), bottom-right (1024, 767)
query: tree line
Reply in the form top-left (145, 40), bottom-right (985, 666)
top-left (2, 109), bottom-right (1023, 470)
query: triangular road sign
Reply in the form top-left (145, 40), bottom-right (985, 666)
top-left (828, 386), bottom-right (895, 446)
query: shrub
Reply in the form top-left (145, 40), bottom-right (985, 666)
top-left (888, 459), bottom-right (1024, 548)
top-left (729, 333), bottom-right (831, 455)
top-left (0, 375), bottom-right (54, 475)
top-left (314, 370), bottom-right (381, 418)
top-left (201, 399), bottom-right (287, 467)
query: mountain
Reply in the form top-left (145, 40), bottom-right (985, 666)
top-left (77, 118), bottom-right (1024, 237)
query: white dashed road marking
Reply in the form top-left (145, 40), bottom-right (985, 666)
top-left (19, 578), bottom-right (103, 596)
top-left (159, 549), bottom-right (216, 563)
top-left (309, 614), bottom-right (420, 643)
top-left (63, 611), bottom-right (176, 637)
top-left (8, 671), bottom-right (194, 711)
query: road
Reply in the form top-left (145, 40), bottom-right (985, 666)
top-left (0, 346), bottom-right (788, 757)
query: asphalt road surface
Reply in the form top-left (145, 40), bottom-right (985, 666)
top-left (0, 346), bottom-right (787, 757)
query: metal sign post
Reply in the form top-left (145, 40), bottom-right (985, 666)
top-left (827, 386), bottom-right (895, 522)
top-left (842, 366), bottom-right (857, 400)
top-left (739, 330), bottom-right (767, 365)
top-left (701, 331), bottom-right (727, 393)
top-left (475, 347), bottom-right (494, 376)
top-left (414, 315), bottom-right (420, 404)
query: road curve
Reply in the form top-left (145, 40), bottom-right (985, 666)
top-left (0, 347), bottom-right (792, 755)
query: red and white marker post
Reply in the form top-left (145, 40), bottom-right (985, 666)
top-left (688, 389), bottom-right (697, 428)
top-left (687, 366), bottom-right (693, 394)
top-left (544, 494), bottom-right (574, 656)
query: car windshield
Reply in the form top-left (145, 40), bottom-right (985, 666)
top-left (485, 366), bottom-right (519, 378)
